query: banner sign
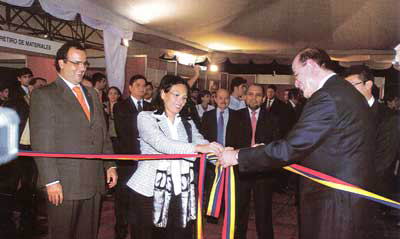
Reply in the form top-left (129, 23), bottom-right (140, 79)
top-left (0, 30), bottom-right (62, 55)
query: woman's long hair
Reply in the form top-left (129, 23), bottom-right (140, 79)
top-left (153, 74), bottom-right (192, 119)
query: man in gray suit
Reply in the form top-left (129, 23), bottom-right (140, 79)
top-left (30, 41), bottom-right (117, 239)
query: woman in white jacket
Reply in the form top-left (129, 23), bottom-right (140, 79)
top-left (126, 75), bottom-right (223, 239)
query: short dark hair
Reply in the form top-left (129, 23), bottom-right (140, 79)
top-left (197, 90), bottom-right (211, 103)
top-left (55, 41), bottom-right (86, 72)
top-left (247, 84), bottom-right (265, 96)
top-left (91, 72), bottom-right (106, 86)
top-left (296, 47), bottom-right (335, 71)
top-left (16, 67), bottom-right (33, 78)
top-left (343, 65), bottom-right (374, 83)
top-left (267, 84), bottom-right (277, 92)
top-left (145, 81), bottom-right (153, 89)
top-left (129, 74), bottom-right (147, 85)
top-left (230, 77), bottom-right (247, 92)
top-left (288, 88), bottom-right (301, 100)
top-left (29, 77), bottom-right (47, 86)
top-left (153, 75), bottom-right (191, 119)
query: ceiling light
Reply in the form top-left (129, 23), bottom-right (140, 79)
top-left (130, 3), bottom-right (172, 24)
top-left (174, 52), bottom-right (197, 66)
top-left (209, 64), bottom-right (218, 72)
top-left (207, 43), bottom-right (236, 51)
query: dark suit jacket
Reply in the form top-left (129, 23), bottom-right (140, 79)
top-left (236, 107), bottom-right (281, 179)
top-left (30, 77), bottom-right (115, 200)
top-left (372, 100), bottom-right (400, 195)
top-left (113, 97), bottom-right (152, 183)
top-left (238, 75), bottom-right (378, 238)
top-left (265, 97), bottom-right (293, 137)
top-left (114, 97), bottom-right (152, 154)
top-left (236, 107), bottom-right (281, 148)
top-left (5, 86), bottom-right (29, 138)
top-left (200, 108), bottom-right (240, 148)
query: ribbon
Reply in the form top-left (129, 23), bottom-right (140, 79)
top-left (20, 151), bottom-right (400, 238)
top-left (206, 165), bottom-right (236, 239)
top-left (18, 151), bottom-right (235, 239)
top-left (284, 164), bottom-right (400, 209)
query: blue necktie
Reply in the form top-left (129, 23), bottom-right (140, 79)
top-left (217, 110), bottom-right (224, 146)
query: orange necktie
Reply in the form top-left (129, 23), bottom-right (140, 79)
top-left (72, 86), bottom-right (90, 121)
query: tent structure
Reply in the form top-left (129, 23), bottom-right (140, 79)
top-left (4, 0), bottom-right (400, 64)
top-left (1, 0), bottom-right (400, 91)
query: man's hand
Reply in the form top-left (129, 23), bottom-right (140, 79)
top-left (218, 149), bottom-right (239, 168)
top-left (46, 183), bottom-right (63, 206)
top-left (106, 167), bottom-right (118, 188)
top-left (195, 142), bottom-right (224, 156)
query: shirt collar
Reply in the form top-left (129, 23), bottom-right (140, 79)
top-left (130, 96), bottom-right (142, 105)
top-left (368, 97), bottom-right (375, 107)
top-left (21, 85), bottom-right (29, 95)
top-left (162, 112), bottom-right (181, 126)
top-left (317, 73), bottom-right (336, 91)
top-left (217, 107), bottom-right (228, 113)
top-left (59, 74), bottom-right (81, 90)
top-left (248, 107), bottom-right (260, 114)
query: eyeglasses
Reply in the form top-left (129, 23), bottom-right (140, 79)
top-left (352, 81), bottom-right (364, 86)
top-left (65, 59), bottom-right (90, 68)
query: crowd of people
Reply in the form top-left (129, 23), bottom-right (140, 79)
top-left (0, 42), bottom-right (399, 239)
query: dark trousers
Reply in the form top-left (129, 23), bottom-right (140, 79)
top-left (114, 164), bottom-right (135, 239)
top-left (47, 193), bottom-right (101, 239)
top-left (299, 190), bottom-right (381, 239)
top-left (235, 177), bottom-right (274, 239)
top-left (0, 159), bottom-right (18, 238)
top-left (129, 189), bottom-right (194, 239)
top-left (17, 145), bottom-right (38, 233)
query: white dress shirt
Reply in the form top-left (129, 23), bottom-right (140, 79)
top-left (165, 114), bottom-right (184, 195)
top-left (130, 96), bottom-right (143, 110)
top-left (61, 76), bottom-right (90, 112)
top-left (247, 107), bottom-right (261, 121)
top-left (367, 97), bottom-right (375, 107)
top-left (229, 95), bottom-right (246, 110)
top-left (196, 104), bottom-right (215, 118)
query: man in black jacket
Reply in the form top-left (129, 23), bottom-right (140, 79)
top-left (113, 74), bottom-right (152, 239)
top-left (235, 84), bottom-right (281, 239)
top-left (219, 48), bottom-right (380, 239)
top-left (344, 66), bottom-right (400, 214)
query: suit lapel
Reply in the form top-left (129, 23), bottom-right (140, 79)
top-left (154, 114), bottom-right (172, 138)
top-left (255, 109), bottom-right (267, 140)
top-left (128, 97), bottom-right (138, 113)
top-left (242, 109), bottom-right (253, 141)
top-left (211, 109), bottom-right (218, 140)
top-left (56, 78), bottom-right (90, 124)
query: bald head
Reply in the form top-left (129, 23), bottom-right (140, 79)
top-left (215, 89), bottom-right (230, 110)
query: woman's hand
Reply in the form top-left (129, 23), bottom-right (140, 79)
top-left (195, 142), bottom-right (224, 156)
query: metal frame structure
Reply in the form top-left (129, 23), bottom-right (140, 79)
top-left (0, 2), bottom-right (103, 50)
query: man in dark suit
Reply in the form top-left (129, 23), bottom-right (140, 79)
top-left (235, 84), bottom-right (281, 239)
top-left (219, 48), bottom-right (380, 239)
top-left (113, 74), bottom-right (152, 239)
top-left (343, 65), bottom-right (399, 197)
top-left (264, 84), bottom-right (292, 137)
top-left (30, 41), bottom-right (117, 239)
top-left (201, 89), bottom-right (240, 148)
top-left (3, 67), bottom-right (38, 237)
top-left (201, 88), bottom-right (240, 219)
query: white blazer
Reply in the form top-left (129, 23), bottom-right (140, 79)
top-left (127, 111), bottom-right (209, 197)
